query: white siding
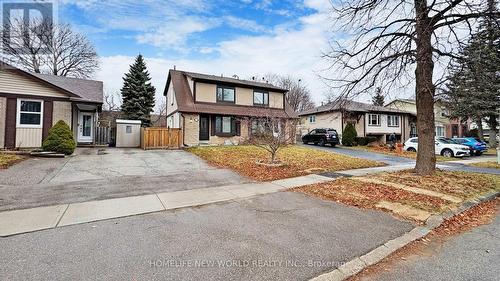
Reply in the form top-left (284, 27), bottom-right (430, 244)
top-left (365, 113), bottom-right (402, 134)
top-left (167, 112), bottom-right (181, 129)
top-left (166, 82), bottom-right (178, 116)
top-left (16, 128), bottom-right (42, 148)
top-left (0, 70), bottom-right (69, 98)
top-left (0, 97), bottom-right (5, 148)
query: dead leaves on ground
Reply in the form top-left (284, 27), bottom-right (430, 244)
top-left (187, 145), bottom-right (384, 181)
top-left (0, 153), bottom-right (24, 169)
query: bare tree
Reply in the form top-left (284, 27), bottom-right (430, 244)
top-left (246, 109), bottom-right (297, 164)
top-left (2, 19), bottom-right (99, 78)
top-left (257, 73), bottom-right (315, 112)
top-left (324, 0), bottom-right (497, 175)
top-left (103, 91), bottom-right (121, 111)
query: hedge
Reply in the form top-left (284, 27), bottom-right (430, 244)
top-left (342, 123), bottom-right (358, 146)
top-left (354, 136), bottom-right (379, 146)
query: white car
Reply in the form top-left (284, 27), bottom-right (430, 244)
top-left (404, 137), bottom-right (470, 157)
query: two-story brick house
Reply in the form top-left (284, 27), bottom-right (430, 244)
top-left (163, 69), bottom-right (297, 146)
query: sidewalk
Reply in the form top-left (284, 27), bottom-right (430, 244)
top-left (0, 174), bottom-right (334, 237)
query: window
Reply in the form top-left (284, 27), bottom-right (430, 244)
top-left (309, 115), bottom-right (316, 123)
top-left (215, 116), bottom-right (237, 135)
top-left (387, 115), bottom-right (400, 127)
top-left (216, 86), bottom-right (235, 103)
top-left (368, 114), bottom-right (380, 126)
top-left (126, 126), bottom-right (132, 134)
top-left (253, 91), bottom-right (269, 106)
top-left (17, 99), bottom-right (43, 128)
top-left (436, 125), bottom-right (445, 137)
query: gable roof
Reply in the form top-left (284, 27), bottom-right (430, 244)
top-left (183, 71), bottom-right (288, 92)
top-left (299, 100), bottom-right (413, 116)
top-left (165, 69), bottom-right (297, 118)
top-left (0, 60), bottom-right (103, 103)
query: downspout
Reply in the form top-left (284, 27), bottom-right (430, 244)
top-left (181, 113), bottom-right (187, 147)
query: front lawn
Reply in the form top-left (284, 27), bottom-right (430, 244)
top-left (294, 170), bottom-right (500, 222)
top-left (470, 161), bottom-right (500, 170)
top-left (0, 153), bottom-right (24, 169)
top-left (347, 145), bottom-right (460, 162)
top-left (187, 145), bottom-right (384, 181)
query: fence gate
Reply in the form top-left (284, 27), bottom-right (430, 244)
top-left (94, 127), bottom-right (111, 145)
top-left (141, 127), bottom-right (183, 149)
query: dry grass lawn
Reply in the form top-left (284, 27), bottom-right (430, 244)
top-left (187, 145), bottom-right (384, 181)
top-left (470, 161), bottom-right (500, 170)
top-left (0, 153), bottom-right (24, 169)
top-left (294, 170), bottom-right (500, 222)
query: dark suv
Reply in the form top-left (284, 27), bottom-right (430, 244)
top-left (302, 128), bottom-right (340, 147)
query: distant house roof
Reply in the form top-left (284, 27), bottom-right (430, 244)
top-left (386, 98), bottom-right (416, 106)
top-left (299, 100), bottom-right (413, 116)
top-left (0, 60), bottom-right (103, 103)
top-left (164, 69), bottom-right (297, 118)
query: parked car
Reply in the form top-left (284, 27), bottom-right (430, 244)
top-left (302, 128), bottom-right (340, 147)
top-left (404, 137), bottom-right (471, 157)
top-left (453, 137), bottom-right (488, 156)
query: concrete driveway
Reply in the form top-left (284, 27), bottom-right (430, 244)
top-left (0, 192), bottom-right (414, 281)
top-left (0, 148), bottom-right (248, 211)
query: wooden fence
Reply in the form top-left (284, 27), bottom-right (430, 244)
top-left (94, 127), bottom-right (111, 145)
top-left (140, 127), bottom-right (183, 150)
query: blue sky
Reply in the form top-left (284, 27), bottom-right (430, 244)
top-left (54, 0), bottom-right (340, 108)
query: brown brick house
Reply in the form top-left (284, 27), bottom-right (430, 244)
top-left (0, 61), bottom-right (103, 149)
top-left (163, 69), bottom-right (297, 146)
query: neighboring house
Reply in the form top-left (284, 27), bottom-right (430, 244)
top-left (0, 61), bottom-right (103, 149)
top-left (298, 100), bottom-right (414, 143)
top-left (386, 98), bottom-right (470, 138)
top-left (163, 69), bottom-right (297, 146)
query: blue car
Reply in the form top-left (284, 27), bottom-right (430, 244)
top-left (453, 137), bottom-right (488, 156)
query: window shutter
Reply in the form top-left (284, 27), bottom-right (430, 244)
top-left (210, 116), bottom-right (216, 136)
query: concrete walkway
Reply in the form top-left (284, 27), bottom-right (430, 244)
top-left (0, 174), bottom-right (333, 237)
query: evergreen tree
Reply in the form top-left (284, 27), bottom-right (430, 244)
top-left (342, 123), bottom-right (358, 146)
top-left (444, 0), bottom-right (500, 145)
top-left (372, 87), bottom-right (385, 106)
top-left (120, 55), bottom-right (156, 126)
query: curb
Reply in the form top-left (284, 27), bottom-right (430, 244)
top-left (309, 190), bottom-right (500, 281)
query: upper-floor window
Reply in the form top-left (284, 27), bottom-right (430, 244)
top-left (17, 99), bottom-right (43, 128)
top-left (309, 115), bottom-right (316, 123)
top-left (387, 115), bottom-right (400, 127)
top-left (436, 125), bottom-right (445, 137)
top-left (216, 86), bottom-right (235, 103)
top-left (368, 114), bottom-right (380, 126)
top-left (253, 91), bottom-right (269, 106)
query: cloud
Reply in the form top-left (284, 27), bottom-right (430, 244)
top-left (223, 16), bottom-right (269, 33)
top-left (96, 2), bottom-right (335, 109)
top-left (136, 17), bottom-right (218, 49)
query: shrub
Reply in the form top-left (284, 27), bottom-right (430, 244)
top-left (354, 136), bottom-right (379, 146)
top-left (42, 120), bottom-right (76, 155)
top-left (342, 123), bottom-right (358, 146)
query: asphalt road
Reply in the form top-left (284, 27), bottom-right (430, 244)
top-left (359, 208), bottom-right (500, 281)
top-left (299, 144), bottom-right (415, 166)
top-left (0, 192), bottom-right (413, 281)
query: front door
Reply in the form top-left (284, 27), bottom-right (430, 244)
top-left (199, 115), bottom-right (209, 141)
top-left (78, 112), bottom-right (93, 143)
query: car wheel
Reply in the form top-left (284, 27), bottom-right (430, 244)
top-left (319, 139), bottom-right (325, 147)
top-left (314, 142), bottom-right (318, 145)
top-left (407, 147), bottom-right (416, 152)
top-left (475, 151), bottom-right (482, 156)
top-left (331, 144), bottom-right (336, 148)
top-left (442, 148), bottom-right (454, 158)
top-left (302, 141), bottom-right (308, 145)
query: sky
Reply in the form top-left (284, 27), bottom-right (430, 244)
top-left (53, 0), bottom-right (358, 110)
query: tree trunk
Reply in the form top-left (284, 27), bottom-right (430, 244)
top-left (476, 117), bottom-right (484, 140)
top-left (414, 0), bottom-right (436, 175)
top-left (487, 115), bottom-right (498, 148)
